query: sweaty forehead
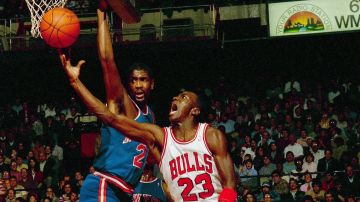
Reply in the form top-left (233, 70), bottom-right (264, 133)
top-left (129, 70), bottom-right (151, 78)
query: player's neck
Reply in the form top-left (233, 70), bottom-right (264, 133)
top-left (173, 121), bottom-right (199, 140)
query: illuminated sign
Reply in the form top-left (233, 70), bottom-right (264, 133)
top-left (269, 0), bottom-right (360, 36)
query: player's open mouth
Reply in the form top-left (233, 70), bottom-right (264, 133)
top-left (169, 103), bottom-right (178, 115)
top-left (135, 92), bottom-right (145, 99)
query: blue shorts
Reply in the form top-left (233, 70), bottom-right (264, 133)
top-left (80, 172), bottom-right (133, 202)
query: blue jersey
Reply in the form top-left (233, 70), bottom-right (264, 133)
top-left (93, 105), bottom-right (154, 187)
top-left (133, 178), bottom-right (167, 202)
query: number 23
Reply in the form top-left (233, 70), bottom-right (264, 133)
top-left (178, 173), bottom-right (214, 201)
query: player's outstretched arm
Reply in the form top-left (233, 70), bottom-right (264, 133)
top-left (205, 127), bottom-right (237, 202)
top-left (59, 54), bottom-right (162, 145)
top-left (97, 8), bottom-right (137, 117)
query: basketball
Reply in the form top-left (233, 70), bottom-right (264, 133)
top-left (40, 8), bottom-right (80, 48)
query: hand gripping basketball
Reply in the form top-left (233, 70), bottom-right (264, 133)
top-left (218, 188), bottom-right (237, 202)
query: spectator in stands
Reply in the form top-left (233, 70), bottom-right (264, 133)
top-left (282, 178), bottom-right (305, 202)
top-left (43, 116), bottom-right (59, 145)
top-left (27, 192), bottom-right (38, 202)
top-left (44, 103), bottom-right (56, 119)
top-left (324, 191), bottom-right (336, 202)
top-left (27, 158), bottom-right (43, 188)
top-left (0, 154), bottom-right (10, 173)
top-left (44, 187), bottom-right (59, 202)
top-left (208, 111), bottom-right (220, 129)
top-left (309, 141), bottom-right (324, 165)
top-left (284, 134), bottom-right (304, 159)
top-left (69, 191), bottom-right (79, 202)
top-left (65, 107), bottom-right (80, 123)
top-left (302, 153), bottom-right (317, 178)
top-left (256, 182), bottom-right (281, 202)
top-left (18, 168), bottom-right (36, 191)
top-left (340, 164), bottom-right (360, 198)
top-left (2, 170), bottom-right (11, 189)
top-left (283, 151), bottom-right (296, 174)
top-left (239, 159), bottom-right (258, 188)
top-left (30, 114), bottom-right (43, 138)
top-left (277, 129), bottom-right (291, 152)
top-left (9, 161), bottom-right (21, 182)
top-left (6, 188), bottom-right (16, 202)
top-left (6, 132), bottom-right (17, 158)
top-left (15, 156), bottom-right (27, 172)
top-left (300, 172), bottom-right (313, 192)
top-left (73, 171), bottom-right (83, 193)
top-left (253, 146), bottom-right (265, 171)
top-left (332, 137), bottom-right (348, 161)
top-left (243, 192), bottom-right (256, 202)
top-left (31, 137), bottom-right (44, 161)
top-left (305, 180), bottom-right (325, 202)
top-left (219, 113), bottom-right (235, 134)
top-left (259, 155), bottom-right (276, 176)
top-left (9, 176), bottom-right (27, 200)
top-left (59, 182), bottom-right (72, 202)
top-left (321, 171), bottom-right (334, 192)
top-left (291, 158), bottom-right (306, 180)
top-left (302, 195), bottom-right (315, 202)
top-left (38, 152), bottom-right (55, 188)
top-left (317, 149), bottom-right (339, 174)
top-left (16, 142), bottom-right (27, 160)
top-left (270, 170), bottom-right (288, 196)
top-left (258, 131), bottom-right (274, 151)
top-left (269, 142), bottom-right (283, 164)
top-left (44, 145), bottom-right (59, 182)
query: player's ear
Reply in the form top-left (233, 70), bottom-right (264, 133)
top-left (150, 80), bottom-right (155, 90)
top-left (191, 107), bottom-right (200, 116)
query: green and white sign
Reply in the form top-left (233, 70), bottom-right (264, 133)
top-left (269, 0), bottom-right (360, 36)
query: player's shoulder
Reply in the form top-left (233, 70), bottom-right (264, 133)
top-left (204, 125), bottom-right (225, 143)
top-left (205, 125), bottom-right (223, 136)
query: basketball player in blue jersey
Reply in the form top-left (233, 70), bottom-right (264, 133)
top-left (73, 4), bottom-right (155, 201)
top-left (132, 163), bottom-right (167, 202)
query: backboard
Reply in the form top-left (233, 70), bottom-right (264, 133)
top-left (108, 0), bottom-right (140, 24)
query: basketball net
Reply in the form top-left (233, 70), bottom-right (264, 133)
top-left (25, 0), bottom-right (68, 38)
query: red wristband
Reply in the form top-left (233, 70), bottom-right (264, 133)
top-left (218, 188), bottom-right (237, 202)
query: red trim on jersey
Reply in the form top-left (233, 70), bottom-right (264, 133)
top-left (94, 171), bottom-right (134, 194)
top-left (170, 123), bottom-right (200, 144)
top-left (98, 177), bottom-right (107, 202)
top-left (159, 127), bottom-right (168, 168)
top-left (202, 123), bottom-right (213, 156)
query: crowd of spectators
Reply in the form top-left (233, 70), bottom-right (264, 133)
top-left (201, 76), bottom-right (360, 202)
top-left (0, 95), bottom-right (98, 201)
top-left (0, 74), bottom-right (359, 201)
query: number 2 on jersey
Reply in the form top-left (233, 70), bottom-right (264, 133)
top-left (133, 144), bottom-right (147, 168)
top-left (178, 173), bottom-right (214, 201)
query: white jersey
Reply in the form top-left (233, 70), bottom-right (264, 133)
top-left (159, 123), bottom-right (222, 202)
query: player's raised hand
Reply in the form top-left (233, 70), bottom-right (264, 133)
top-left (59, 53), bottom-right (86, 83)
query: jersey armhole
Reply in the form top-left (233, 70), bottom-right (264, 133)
top-left (203, 124), bottom-right (213, 156)
top-left (159, 127), bottom-right (168, 168)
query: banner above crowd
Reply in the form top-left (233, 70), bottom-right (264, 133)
top-left (268, 0), bottom-right (360, 36)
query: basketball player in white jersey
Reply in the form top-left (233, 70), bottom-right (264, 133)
top-left (59, 54), bottom-right (237, 202)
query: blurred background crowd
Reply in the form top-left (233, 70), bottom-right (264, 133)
top-left (0, 72), bottom-right (359, 201)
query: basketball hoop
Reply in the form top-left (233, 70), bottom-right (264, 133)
top-left (25, 0), bottom-right (68, 38)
